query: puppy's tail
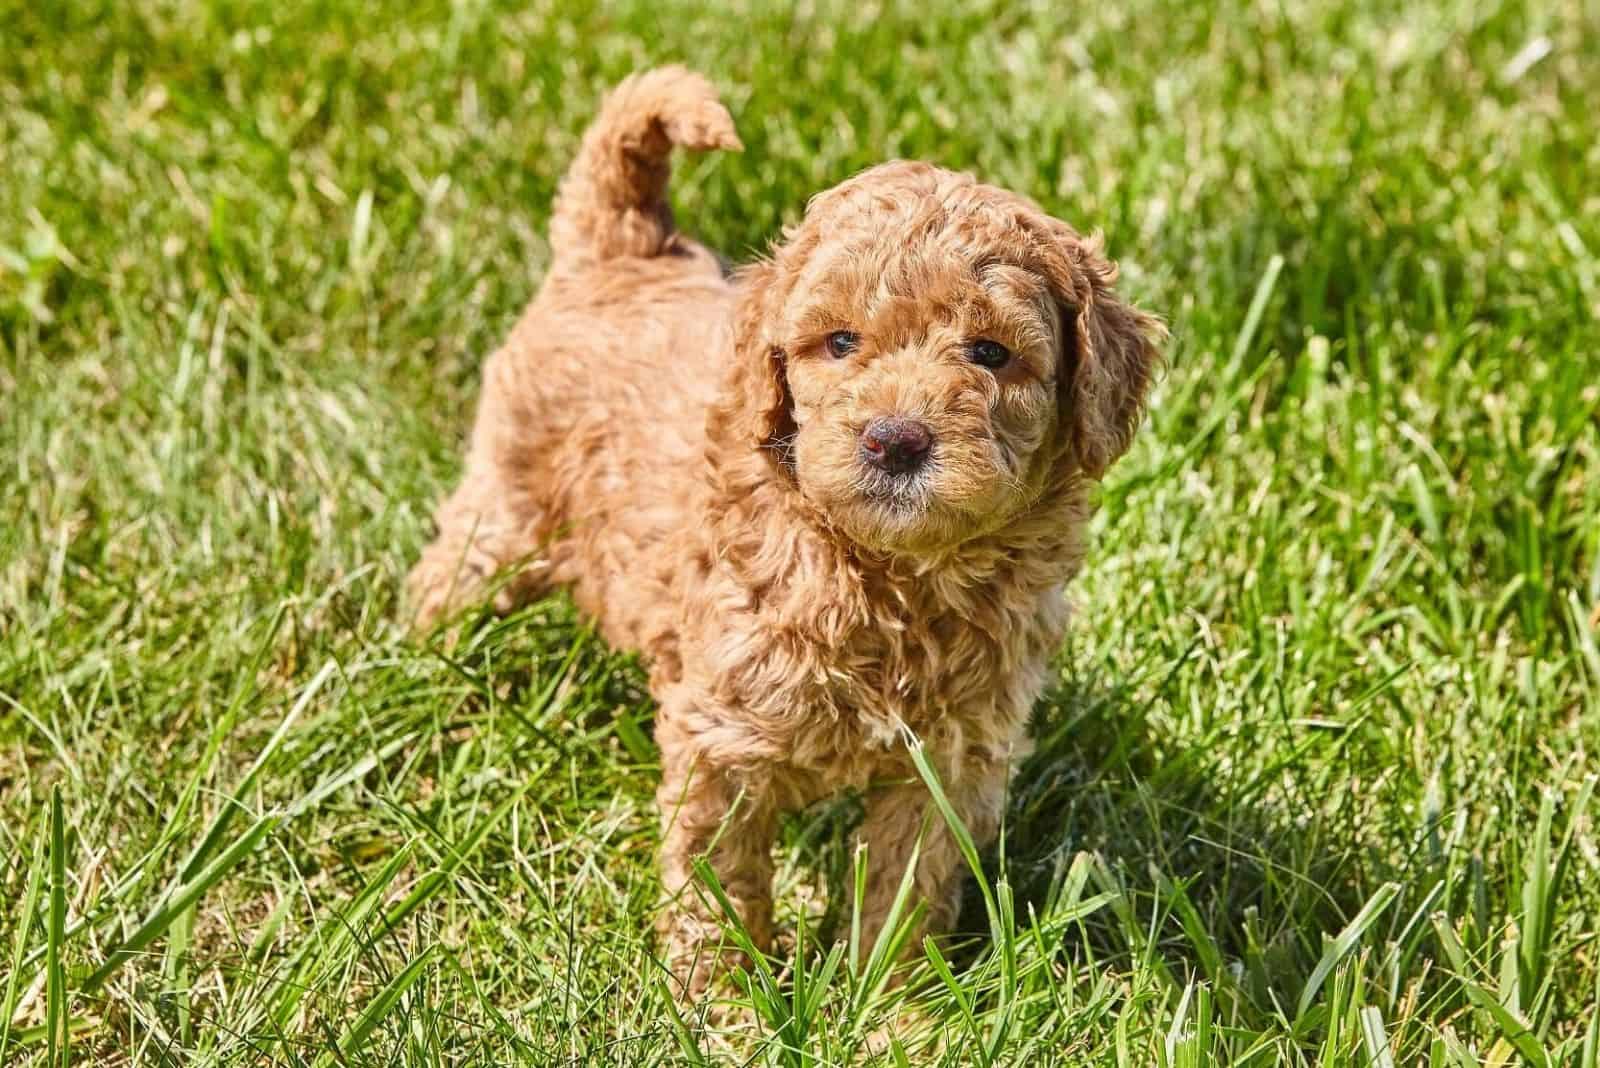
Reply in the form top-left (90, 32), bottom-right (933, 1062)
top-left (549, 67), bottom-right (741, 266)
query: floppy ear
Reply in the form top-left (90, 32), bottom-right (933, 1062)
top-left (1044, 231), bottom-right (1166, 480)
top-left (710, 259), bottom-right (797, 483)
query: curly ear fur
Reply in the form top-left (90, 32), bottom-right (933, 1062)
top-left (1043, 231), bottom-right (1166, 480)
top-left (709, 260), bottom-right (797, 482)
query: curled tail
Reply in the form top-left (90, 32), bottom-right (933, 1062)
top-left (549, 66), bottom-right (741, 265)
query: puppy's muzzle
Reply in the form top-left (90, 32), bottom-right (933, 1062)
top-left (859, 416), bottom-right (933, 476)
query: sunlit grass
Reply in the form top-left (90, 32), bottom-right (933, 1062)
top-left (2, 0), bottom-right (1598, 1062)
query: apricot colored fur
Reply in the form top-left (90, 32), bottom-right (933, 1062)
top-left (407, 66), bottom-right (1165, 997)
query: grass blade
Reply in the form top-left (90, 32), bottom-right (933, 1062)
top-left (0, 808), bottom-right (48, 1063)
top-left (1296, 882), bottom-right (1399, 1021)
top-left (903, 733), bottom-right (1016, 1003)
top-left (175, 660), bottom-right (334, 886)
top-left (1361, 1006), bottom-right (1397, 1068)
top-left (1432, 914), bottom-right (1552, 1068)
top-left (654, 975), bottom-right (710, 1068)
top-left (47, 786), bottom-right (68, 1068)
top-left (1519, 775), bottom-right (1596, 1010)
top-left (83, 813), bottom-right (280, 993)
top-left (317, 943), bottom-right (437, 1065)
top-left (923, 936), bottom-right (987, 1067)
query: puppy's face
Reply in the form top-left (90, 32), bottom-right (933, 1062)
top-left (782, 251), bottom-right (1061, 552)
top-left (728, 162), bottom-right (1164, 556)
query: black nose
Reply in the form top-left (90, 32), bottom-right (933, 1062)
top-left (860, 417), bottom-right (933, 475)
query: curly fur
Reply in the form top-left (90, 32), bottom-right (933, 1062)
top-left (407, 66), bottom-right (1166, 997)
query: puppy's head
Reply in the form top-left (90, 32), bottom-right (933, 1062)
top-left (724, 161), bottom-right (1164, 555)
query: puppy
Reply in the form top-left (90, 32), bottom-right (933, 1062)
top-left (408, 67), bottom-right (1164, 997)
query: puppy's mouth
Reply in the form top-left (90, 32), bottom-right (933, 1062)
top-left (835, 442), bottom-right (1031, 553)
top-left (797, 425), bottom-right (1020, 552)
top-left (855, 465), bottom-right (936, 515)
top-left (838, 462), bottom-right (978, 554)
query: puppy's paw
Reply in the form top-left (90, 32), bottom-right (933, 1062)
top-left (862, 1003), bottom-right (945, 1062)
top-left (404, 553), bottom-right (480, 634)
top-left (657, 906), bottom-right (770, 1006)
top-left (404, 567), bottom-right (455, 635)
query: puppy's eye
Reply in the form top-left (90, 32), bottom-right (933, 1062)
top-left (825, 331), bottom-right (861, 359)
top-left (968, 339), bottom-right (1011, 369)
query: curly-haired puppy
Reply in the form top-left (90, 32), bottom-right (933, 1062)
top-left (408, 67), bottom-right (1164, 997)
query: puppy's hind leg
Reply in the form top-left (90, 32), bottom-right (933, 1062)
top-left (407, 353), bottom-right (555, 631)
top-left (406, 467), bottom-right (549, 632)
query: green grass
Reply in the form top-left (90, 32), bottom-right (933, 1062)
top-left (3, 0), bottom-right (1599, 1062)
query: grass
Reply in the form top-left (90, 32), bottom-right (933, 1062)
top-left (2, 0), bottom-right (1598, 1062)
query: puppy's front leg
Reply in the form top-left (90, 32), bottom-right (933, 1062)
top-left (655, 745), bottom-right (776, 999)
top-left (854, 761), bottom-right (1006, 963)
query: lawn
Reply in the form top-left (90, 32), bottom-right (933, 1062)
top-left (3, 0), bottom-right (1599, 1063)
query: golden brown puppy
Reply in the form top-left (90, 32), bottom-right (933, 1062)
top-left (408, 67), bottom-right (1164, 997)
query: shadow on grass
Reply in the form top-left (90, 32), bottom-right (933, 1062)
top-left (940, 668), bottom-right (1367, 1005)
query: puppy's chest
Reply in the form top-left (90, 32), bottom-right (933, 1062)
top-left (755, 584), bottom-right (1068, 778)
